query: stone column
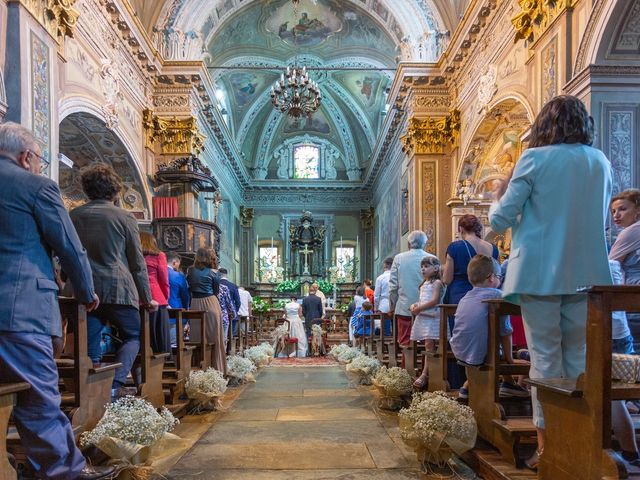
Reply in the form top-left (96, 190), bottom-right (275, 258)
top-left (239, 206), bottom-right (254, 286)
top-left (360, 207), bottom-right (374, 281)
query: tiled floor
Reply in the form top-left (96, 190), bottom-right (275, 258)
top-left (165, 366), bottom-right (426, 479)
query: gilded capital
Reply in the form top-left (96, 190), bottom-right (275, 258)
top-left (143, 109), bottom-right (206, 156)
top-left (512, 0), bottom-right (575, 44)
top-left (9, 0), bottom-right (79, 45)
top-left (240, 206), bottom-right (254, 228)
top-left (402, 110), bottom-right (460, 155)
top-left (360, 207), bottom-right (375, 229)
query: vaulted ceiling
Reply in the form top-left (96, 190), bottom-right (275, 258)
top-left (128, 0), bottom-right (470, 184)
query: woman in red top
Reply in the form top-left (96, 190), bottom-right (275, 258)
top-left (140, 232), bottom-right (171, 353)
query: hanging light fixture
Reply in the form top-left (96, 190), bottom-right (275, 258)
top-left (270, 65), bottom-right (322, 121)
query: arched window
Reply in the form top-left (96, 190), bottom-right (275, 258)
top-left (293, 144), bottom-right (320, 179)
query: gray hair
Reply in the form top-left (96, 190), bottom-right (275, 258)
top-left (407, 230), bottom-right (428, 249)
top-left (0, 122), bottom-right (39, 156)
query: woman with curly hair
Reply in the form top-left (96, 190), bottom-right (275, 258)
top-left (187, 247), bottom-right (226, 373)
top-left (490, 95), bottom-right (613, 469)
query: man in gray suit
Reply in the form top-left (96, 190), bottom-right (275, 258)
top-left (0, 123), bottom-right (115, 479)
top-left (389, 230), bottom-right (435, 347)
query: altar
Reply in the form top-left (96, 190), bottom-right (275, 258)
top-left (286, 211), bottom-right (328, 282)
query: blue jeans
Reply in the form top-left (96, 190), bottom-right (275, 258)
top-left (87, 304), bottom-right (141, 388)
top-left (613, 334), bottom-right (635, 355)
top-left (0, 332), bottom-right (85, 479)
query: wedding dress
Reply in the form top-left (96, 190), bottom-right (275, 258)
top-left (285, 302), bottom-right (308, 357)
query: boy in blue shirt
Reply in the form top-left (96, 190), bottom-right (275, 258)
top-left (167, 253), bottom-right (190, 346)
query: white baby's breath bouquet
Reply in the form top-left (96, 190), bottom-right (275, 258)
top-left (399, 391), bottom-right (477, 468)
top-left (310, 324), bottom-right (326, 356)
top-left (345, 354), bottom-right (381, 385)
top-left (337, 346), bottom-right (361, 364)
top-left (257, 342), bottom-right (275, 358)
top-left (244, 345), bottom-right (270, 367)
top-left (373, 366), bottom-right (413, 410)
top-left (185, 368), bottom-right (228, 412)
top-left (227, 355), bottom-right (257, 384)
top-left (79, 396), bottom-right (179, 468)
top-left (273, 324), bottom-right (289, 340)
top-left (329, 343), bottom-right (350, 360)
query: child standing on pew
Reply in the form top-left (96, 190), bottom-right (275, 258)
top-left (450, 255), bottom-right (530, 399)
top-left (409, 256), bottom-right (444, 388)
top-left (353, 301), bottom-right (374, 349)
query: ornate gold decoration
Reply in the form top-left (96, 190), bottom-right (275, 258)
top-left (402, 110), bottom-right (461, 155)
top-left (10, 0), bottom-right (79, 45)
top-left (511, 0), bottom-right (575, 44)
top-left (240, 207), bottom-right (254, 228)
top-left (143, 109), bottom-right (205, 155)
top-left (360, 207), bottom-right (375, 229)
top-left (422, 162), bottom-right (437, 253)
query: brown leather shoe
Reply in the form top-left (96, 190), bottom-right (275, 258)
top-left (77, 464), bottom-right (116, 479)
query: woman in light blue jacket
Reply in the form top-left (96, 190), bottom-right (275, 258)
top-left (489, 95), bottom-right (613, 469)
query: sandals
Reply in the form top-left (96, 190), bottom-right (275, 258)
top-left (524, 449), bottom-right (542, 470)
top-left (413, 375), bottom-right (428, 389)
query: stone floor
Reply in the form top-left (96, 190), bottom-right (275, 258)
top-left (164, 366), bottom-right (427, 479)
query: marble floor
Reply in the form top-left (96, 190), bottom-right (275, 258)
top-left (165, 366), bottom-right (426, 479)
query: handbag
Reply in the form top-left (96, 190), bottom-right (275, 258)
top-left (612, 353), bottom-right (640, 383)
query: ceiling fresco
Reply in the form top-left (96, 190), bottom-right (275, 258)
top-left (208, 0), bottom-right (398, 180)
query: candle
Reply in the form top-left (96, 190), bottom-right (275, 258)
top-left (356, 235), bottom-right (359, 252)
top-left (271, 236), bottom-right (274, 249)
top-left (257, 235), bottom-right (259, 248)
top-left (340, 236), bottom-right (343, 249)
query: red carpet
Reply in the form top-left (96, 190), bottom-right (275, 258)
top-left (270, 356), bottom-right (338, 367)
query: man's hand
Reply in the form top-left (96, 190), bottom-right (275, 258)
top-left (85, 294), bottom-right (100, 312)
top-left (144, 300), bottom-right (160, 312)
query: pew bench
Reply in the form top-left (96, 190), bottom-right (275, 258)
top-left (163, 309), bottom-right (195, 408)
top-left (0, 383), bottom-right (29, 480)
top-left (183, 310), bottom-right (213, 370)
top-left (464, 299), bottom-right (535, 467)
top-left (529, 286), bottom-right (640, 480)
top-left (426, 304), bottom-right (457, 392)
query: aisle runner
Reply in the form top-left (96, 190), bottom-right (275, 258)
top-left (270, 356), bottom-right (338, 367)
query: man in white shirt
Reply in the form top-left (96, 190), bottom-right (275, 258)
top-left (238, 286), bottom-right (253, 338)
top-left (374, 257), bottom-right (394, 331)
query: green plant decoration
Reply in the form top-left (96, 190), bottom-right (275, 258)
top-left (316, 279), bottom-right (337, 295)
top-left (252, 297), bottom-right (271, 314)
top-left (274, 279), bottom-right (300, 293)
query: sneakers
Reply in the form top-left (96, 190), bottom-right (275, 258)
top-left (516, 349), bottom-right (531, 362)
top-left (458, 387), bottom-right (469, 399)
top-left (499, 382), bottom-right (530, 398)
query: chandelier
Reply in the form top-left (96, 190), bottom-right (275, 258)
top-left (270, 66), bottom-right (322, 120)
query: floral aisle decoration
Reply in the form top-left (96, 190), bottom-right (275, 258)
top-left (336, 346), bottom-right (362, 364)
top-left (310, 324), bottom-right (326, 356)
top-left (244, 345), bottom-right (271, 368)
top-left (373, 366), bottom-right (414, 410)
top-left (185, 368), bottom-right (228, 413)
top-left (345, 354), bottom-right (381, 385)
top-left (257, 342), bottom-right (275, 358)
top-left (227, 355), bottom-right (257, 385)
top-left (274, 279), bottom-right (300, 293)
top-left (329, 344), bottom-right (350, 360)
top-left (79, 396), bottom-right (180, 477)
top-left (272, 323), bottom-right (291, 357)
top-left (399, 391), bottom-right (477, 474)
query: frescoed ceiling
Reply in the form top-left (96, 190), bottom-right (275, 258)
top-left (130, 0), bottom-right (455, 184)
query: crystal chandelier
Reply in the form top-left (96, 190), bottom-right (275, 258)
top-left (270, 66), bottom-right (322, 120)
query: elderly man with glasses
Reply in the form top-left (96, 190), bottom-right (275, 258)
top-left (0, 122), bottom-right (115, 479)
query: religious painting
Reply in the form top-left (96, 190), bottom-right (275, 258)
top-left (335, 72), bottom-right (385, 110)
top-left (401, 172), bottom-right (409, 235)
top-left (234, 216), bottom-right (240, 261)
top-left (31, 32), bottom-right (50, 177)
top-left (541, 37), bottom-right (557, 107)
top-left (371, 0), bottom-right (389, 21)
top-left (283, 110), bottom-right (331, 135)
top-left (377, 179), bottom-right (400, 260)
top-left (228, 72), bottom-right (278, 109)
top-left (266, 1), bottom-right (342, 47)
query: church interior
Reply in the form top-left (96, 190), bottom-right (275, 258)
top-left (1, 0), bottom-right (640, 479)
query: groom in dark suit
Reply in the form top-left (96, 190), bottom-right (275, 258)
top-left (302, 285), bottom-right (324, 336)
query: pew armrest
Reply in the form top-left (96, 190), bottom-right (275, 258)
top-left (152, 352), bottom-right (171, 361)
top-left (526, 378), bottom-right (583, 397)
top-left (0, 382), bottom-right (30, 396)
top-left (89, 362), bottom-right (123, 374)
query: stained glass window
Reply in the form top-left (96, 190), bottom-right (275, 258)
top-left (293, 144), bottom-right (320, 179)
top-left (336, 247), bottom-right (355, 281)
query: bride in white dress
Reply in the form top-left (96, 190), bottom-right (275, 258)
top-left (284, 296), bottom-right (308, 357)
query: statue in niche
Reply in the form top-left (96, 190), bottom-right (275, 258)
top-left (275, 146), bottom-right (289, 179)
top-left (288, 210), bottom-right (327, 278)
top-left (325, 146), bottom-right (339, 180)
top-left (456, 178), bottom-right (476, 205)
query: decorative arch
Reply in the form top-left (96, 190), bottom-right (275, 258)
top-left (57, 108), bottom-right (151, 219)
top-left (268, 134), bottom-right (345, 180)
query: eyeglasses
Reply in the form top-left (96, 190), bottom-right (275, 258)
top-left (25, 150), bottom-right (50, 174)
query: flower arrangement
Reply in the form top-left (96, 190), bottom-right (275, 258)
top-left (345, 354), bottom-right (381, 385)
top-left (315, 279), bottom-right (336, 295)
top-left (257, 342), bottom-right (275, 358)
top-left (274, 279), bottom-right (300, 293)
top-left (338, 303), bottom-right (350, 314)
top-left (185, 368), bottom-right (228, 412)
top-left (310, 324), bottom-right (326, 356)
top-left (336, 346), bottom-right (362, 364)
top-left (399, 391), bottom-right (477, 468)
top-left (329, 344), bottom-right (350, 359)
top-left (252, 297), bottom-right (271, 314)
top-left (373, 366), bottom-right (414, 410)
top-left (273, 299), bottom-right (288, 309)
top-left (227, 355), bottom-right (257, 384)
top-left (273, 324), bottom-right (289, 340)
top-left (79, 396), bottom-right (179, 470)
top-left (244, 345), bottom-right (270, 367)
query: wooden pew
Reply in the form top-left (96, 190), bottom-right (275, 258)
top-left (163, 309), bottom-right (195, 405)
top-left (0, 383), bottom-right (29, 480)
top-left (529, 286), bottom-right (640, 480)
top-left (183, 310), bottom-right (212, 369)
top-left (137, 310), bottom-right (170, 408)
top-left (366, 313), bottom-right (383, 357)
top-left (426, 304), bottom-right (457, 392)
top-left (57, 298), bottom-right (121, 431)
top-left (465, 299), bottom-right (535, 467)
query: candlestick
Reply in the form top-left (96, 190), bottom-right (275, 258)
top-left (340, 236), bottom-right (343, 250)
top-left (271, 236), bottom-right (274, 249)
